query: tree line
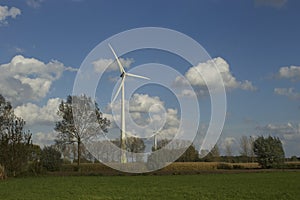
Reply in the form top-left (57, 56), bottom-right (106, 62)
top-left (0, 93), bottom-right (295, 178)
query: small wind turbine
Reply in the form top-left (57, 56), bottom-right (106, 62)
top-left (109, 44), bottom-right (150, 163)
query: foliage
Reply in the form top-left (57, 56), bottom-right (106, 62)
top-left (41, 146), bottom-right (63, 171)
top-left (125, 137), bottom-right (146, 162)
top-left (151, 139), bottom-right (170, 151)
top-left (176, 145), bottom-right (199, 162)
top-left (0, 94), bottom-right (33, 177)
top-left (202, 145), bottom-right (220, 162)
top-left (253, 136), bottom-right (285, 168)
top-left (55, 95), bottom-right (110, 167)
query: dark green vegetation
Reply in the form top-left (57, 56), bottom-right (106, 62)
top-left (253, 136), bottom-right (285, 168)
top-left (0, 172), bottom-right (299, 199)
top-left (0, 94), bottom-right (33, 177)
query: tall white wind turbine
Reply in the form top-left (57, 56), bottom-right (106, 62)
top-left (109, 44), bottom-right (150, 163)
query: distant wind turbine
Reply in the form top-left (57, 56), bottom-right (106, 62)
top-left (109, 44), bottom-right (150, 163)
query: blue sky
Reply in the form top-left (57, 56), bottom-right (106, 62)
top-left (0, 0), bottom-right (300, 156)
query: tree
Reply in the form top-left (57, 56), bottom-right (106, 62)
top-left (0, 95), bottom-right (32, 176)
top-left (225, 142), bottom-right (233, 163)
top-left (239, 136), bottom-right (250, 158)
top-left (176, 145), bottom-right (199, 162)
top-left (204, 145), bottom-right (220, 162)
top-left (126, 136), bottom-right (146, 162)
top-left (55, 95), bottom-right (110, 168)
top-left (249, 136), bottom-right (255, 163)
top-left (152, 139), bottom-right (171, 151)
top-left (253, 136), bottom-right (285, 168)
top-left (41, 146), bottom-right (63, 171)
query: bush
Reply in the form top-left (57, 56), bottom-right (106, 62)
top-left (41, 146), bottom-right (63, 171)
top-left (27, 161), bottom-right (44, 175)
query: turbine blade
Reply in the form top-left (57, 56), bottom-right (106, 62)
top-left (127, 73), bottom-right (150, 80)
top-left (108, 43), bottom-right (125, 73)
top-left (112, 77), bottom-right (125, 103)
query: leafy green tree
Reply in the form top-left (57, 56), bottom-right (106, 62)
top-left (176, 145), bottom-right (199, 162)
top-left (253, 136), bottom-right (285, 168)
top-left (55, 95), bottom-right (110, 168)
top-left (0, 95), bottom-right (32, 176)
top-left (290, 156), bottom-right (299, 162)
top-left (41, 146), bottom-right (63, 171)
top-left (203, 145), bottom-right (220, 162)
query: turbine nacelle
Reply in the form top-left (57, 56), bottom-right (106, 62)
top-left (109, 43), bottom-right (150, 103)
top-left (108, 43), bottom-right (150, 164)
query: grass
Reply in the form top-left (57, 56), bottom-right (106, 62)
top-left (0, 172), bottom-right (299, 199)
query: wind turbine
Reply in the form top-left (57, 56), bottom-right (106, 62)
top-left (109, 44), bottom-right (150, 163)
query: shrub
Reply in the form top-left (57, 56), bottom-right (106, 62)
top-left (27, 161), bottom-right (44, 175)
top-left (41, 146), bottom-right (63, 171)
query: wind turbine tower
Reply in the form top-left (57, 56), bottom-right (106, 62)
top-left (109, 44), bottom-right (150, 163)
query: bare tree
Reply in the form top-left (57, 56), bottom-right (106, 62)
top-left (239, 136), bottom-right (250, 157)
top-left (225, 142), bottom-right (233, 162)
top-left (55, 95), bottom-right (110, 167)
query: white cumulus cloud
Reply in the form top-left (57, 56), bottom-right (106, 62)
top-left (107, 93), bottom-right (180, 139)
top-left (0, 5), bottom-right (21, 25)
top-left (175, 57), bottom-right (256, 97)
top-left (0, 55), bottom-right (76, 105)
top-left (33, 131), bottom-right (56, 147)
top-left (93, 58), bottom-right (134, 73)
top-left (15, 98), bottom-right (62, 126)
top-left (278, 65), bottom-right (300, 81)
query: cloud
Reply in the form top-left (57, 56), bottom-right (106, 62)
top-left (254, 0), bottom-right (288, 8)
top-left (257, 122), bottom-right (300, 156)
top-left (93, 58), bottom-right (134, 73)
top-left (178, 89), bottom-right (197, 98)
top-left (14, 98), bottom-right (62, 126)
top-left (0, 5), bottom-right (21, 25)
top-left (219, 137), bottom-right (237, 153)
top-left (107, 93), bottom-right (180, 139)
top-left (14, 47), bottom-right (25, 53)
top-left (0, 55), bottom-right (76, 105)
top-left (33, 131), bottom-right (56, 147)
top-left (277, 66), bottom-right (300, 81)
top-left (274, 88), bottom-right (300, 100)
top-left (175, 57), bottom-right (256, 97)
top-left (257, 122), bottom-right (300, 140)
top-left (26, 0), bottom-right (44, 9)
top-left (129, 94), bottom-right (164, 113)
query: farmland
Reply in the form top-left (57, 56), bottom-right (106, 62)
top-left (1, 172), bottom-right (299, 200)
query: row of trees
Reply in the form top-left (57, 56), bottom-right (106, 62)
top-left (53, 95), bottom-right (287, 169)
top-left (0, 93), bottom-right (289, 177)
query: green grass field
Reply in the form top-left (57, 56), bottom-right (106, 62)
top-left (0, 172), bottom-right (299, 200)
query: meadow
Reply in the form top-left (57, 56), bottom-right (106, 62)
top-left (0, 172), bottom-right (299, 200)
